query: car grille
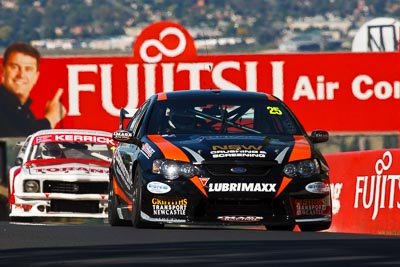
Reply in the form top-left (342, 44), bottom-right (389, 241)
top-left (43, 181), bottom-right (108, 194)
top-left (50, 200), bottom-right (100, 213)
top-left (203, 160), bottom-right (277, 176)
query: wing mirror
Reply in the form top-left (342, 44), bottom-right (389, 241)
top-left (14, 157), bottom-right (23, 166)
top-left (309, 130), bottom-right (329, 143)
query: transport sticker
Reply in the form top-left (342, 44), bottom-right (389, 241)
top-left (151, 197), bottom-right (188, 216)
top-left (293, 198), bottom-right (329, 216)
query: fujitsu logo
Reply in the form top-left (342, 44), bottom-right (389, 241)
top-left (354, 151), bottom-right (400, 220)
top-left (140, 27), bottom-right (187, 63)
top-left (65, 21), bottom-right (285, 118)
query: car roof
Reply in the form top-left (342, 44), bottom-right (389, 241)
top-left (158, 90), bottom-right (276, 101)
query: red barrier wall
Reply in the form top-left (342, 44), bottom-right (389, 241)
top-left (325, 149), bottom-right (400, 235)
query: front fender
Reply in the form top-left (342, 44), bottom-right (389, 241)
top-left (8, 166), bottom-right (22, 205)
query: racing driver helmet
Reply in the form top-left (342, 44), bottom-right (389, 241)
top-left (168, 108), bottom-right (196, 132)
top-left (41, 143), bottom-right (63, 159)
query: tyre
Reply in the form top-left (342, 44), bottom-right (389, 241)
top-left (108, 179), bottom-right (131, 226)
top-left (298, 221), bottom-right (331, 232)
top-left (131, 167), bottom-right (163, 229)
top-left (9, 217), bottom-right (33, 223)
top-left (265, 225), bottom-right (295, 231)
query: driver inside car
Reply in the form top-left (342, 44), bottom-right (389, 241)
top-left (167, 108), bottom-right (197, 133)
top-left (40, 143), bottom-right (64, 159)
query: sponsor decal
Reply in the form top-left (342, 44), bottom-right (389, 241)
top-left (305, 181), bottom-right (330, 194)
top-left (31, 166), bottom-right (108, 174)
top-left (210, 145), bottom-right (266, 158)
top-left (33, 134), bottom-right (116, 146)
top-left (354, 151), bottom-right (400, 220)
top-left (147, 181), bottom-right (171, 194)
top-left (35, 135), bottom-right (53, 144)
top-left (208, 183), bottom-right (276, 192)
top-left (141, 143), bottom-right (155, 159)
top-left (151, 197), bottom-right (188, 216)
top-left (217, 215), bottom-right (263, 222)
top-left (55, 134), bottom-right (115, 145)
top-left (293, 198), bottom-right (329, 216)
top-left (199, 177), bottom-right (210, 187)
top-left (113, 130), bottom-right (132, 141)
top-left (212, 145), bottom-right (263, 150)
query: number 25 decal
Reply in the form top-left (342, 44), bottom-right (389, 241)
top-left (267, 106), bottom-right (282, 115)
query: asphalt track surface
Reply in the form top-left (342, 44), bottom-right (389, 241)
top-left (0, 221), bottom-right (399, 267)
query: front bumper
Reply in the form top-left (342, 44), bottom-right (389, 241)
top-left (10, 194), bottom-right (108, 219)
top-left (139, 178), bottom-right (332, 227)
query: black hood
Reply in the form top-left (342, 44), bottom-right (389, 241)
top-left (145, 134), bottom-right (311, 163)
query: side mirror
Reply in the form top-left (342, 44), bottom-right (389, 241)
top-left (13, 141), bottom-right (25, 151)
top-left (112, 130), bottom-right (141, 146)
top-left (309, 130), bottom-right (329, 143)
top-left (15, 157), bottom-right (23, 166)
top-left (118, 108), bottom-right (137, 130)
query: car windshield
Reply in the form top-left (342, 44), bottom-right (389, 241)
top-left (147, 98), bottom-right (303, 135)
top-left (27, 139), bottom-right (114, 162)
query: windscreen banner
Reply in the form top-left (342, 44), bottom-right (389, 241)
top-left (1, 21), bottom-right (399, 133)
top-left (326, 149), bottom-right (400, 235)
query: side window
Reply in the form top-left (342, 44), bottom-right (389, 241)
top-left (127, 100), bottom-right (149, 136)
top-left (17, 135), bottom-right (32, 161)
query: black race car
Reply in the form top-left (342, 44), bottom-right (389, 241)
top-left (109, 89), bottom-right (331, 231)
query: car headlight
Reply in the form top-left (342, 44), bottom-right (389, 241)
top-left (283, 159), bottom-right (320, 178)
top-left (152, 159), bottom-right (199, 180)
top-left (24, 180), bottom-right (40, 193)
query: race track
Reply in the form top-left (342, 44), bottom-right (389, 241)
top-left (0, 221), bottom-right (399, 266)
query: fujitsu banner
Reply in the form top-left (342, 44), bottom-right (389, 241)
top-left (326, 149), bottom-right (400, 235)
top-left (8, 21), bottom-right (400, 132)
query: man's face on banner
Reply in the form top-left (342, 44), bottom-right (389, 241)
top-left (2, 51), bottom-right (40, 104)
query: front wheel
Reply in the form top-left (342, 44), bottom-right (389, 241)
top-left (131, 167), bottom-right (163, 229)
top-left (298, 221), bottom-right (331, 232)
top-left (9, 216), bottom-right (33, 223)
top-left (265, 225), bottom-right (295, 231)
top-left (108, 179), bottom-right (131, 226)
